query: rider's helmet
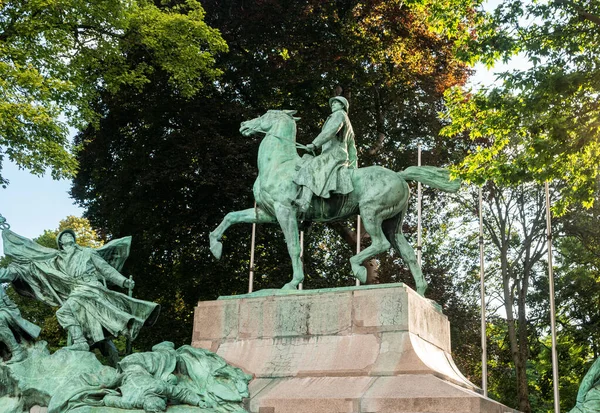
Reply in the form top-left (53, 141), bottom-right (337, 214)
top-left (329, 96), bottom-right (349, 112)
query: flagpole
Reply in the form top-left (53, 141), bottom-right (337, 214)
top-left (248, 202), bottom-right (257, 293)
top-left (417, 143), bottom-right (422, 267)
top-left (545, 181), bottom-right (560, 413)
top-left (299, 230), bottom-right (304, 290)
top-left (356, 216), bottom-right (361, 286)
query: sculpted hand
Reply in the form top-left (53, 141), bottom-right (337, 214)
top-left (123, 278), bottom-right (135, 289)
top-left (306, 143), bottom-right (316, 151)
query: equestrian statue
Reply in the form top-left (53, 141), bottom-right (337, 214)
top-left (209, 97), bottom-right (459, 295)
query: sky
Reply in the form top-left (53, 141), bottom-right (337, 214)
top-left (0, 160), bottom-right (84, 248)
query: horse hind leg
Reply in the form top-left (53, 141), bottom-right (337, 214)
top-left (209, 207), bottom-right (276, 260)
top-left (349, 212), bottom-right (390, 284)
top-left (383, 212), bottom-right (427, 296)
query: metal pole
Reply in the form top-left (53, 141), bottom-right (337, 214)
top-left (126, 275), bottom-right (134, 355)
top-left (356, 216), bottom-right (361, 286)
top-left (248, 202), bottom-right (257, 293)
top-left (545, 181), bottom-right (560, 413)
top-left (478, 187), bottom-right (487, 396)
top-left (299, 230), bottom-right (304, 290)
top-left (417, 143), bottom-right (422, 267)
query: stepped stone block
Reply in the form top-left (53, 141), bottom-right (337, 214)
top-left (192, 283), bottom-right (519, 413)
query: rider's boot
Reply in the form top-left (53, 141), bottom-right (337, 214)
top-left (293, 186), bottom-right (313, 214)
top-left (64, 325), bottom-right (90, 351)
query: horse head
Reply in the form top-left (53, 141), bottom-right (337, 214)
top-left (240, 110), bottom-right (300, 142)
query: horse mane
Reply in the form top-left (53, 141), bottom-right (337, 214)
top-left (266, 109), bottom-right (300, 121)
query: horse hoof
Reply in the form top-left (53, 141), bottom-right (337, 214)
top-left (210, 240), bottom-right (223, 260)
top-left (354, 267), bottom-right (367, 284)
top-left (281, 282), bottom-right (297, 290)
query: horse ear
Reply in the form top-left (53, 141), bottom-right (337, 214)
top-left (284, 110), bottom-right (297, 115)
top-left (293, 117), bottom-right (301, 121)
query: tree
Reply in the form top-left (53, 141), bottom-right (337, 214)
top-left (442, 0), bottom-right (600, 214)
top-left (547, 202), bottom-right (600, 410)
top-left (0, 0), bottom-right (226, 186)
top-left (442, 183), bottom-right (551, 412)
top-left (35, 215), bottom-right (104, 249)
top-left (71, 0), bottom-right (484, 349)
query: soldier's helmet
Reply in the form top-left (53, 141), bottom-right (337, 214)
top-left (57, 229), bottom-right (77, 250)
top-left (329, 96), bottom-right (349, 112)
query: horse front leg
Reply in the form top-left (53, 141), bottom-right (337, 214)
top-left (209, 207), bottom-right (276, 260)
top-left (273, 203), bottom-right (304, 290)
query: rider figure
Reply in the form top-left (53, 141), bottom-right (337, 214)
top-left (293, 96), bottom-right (358, 213)
top-left (0, 279), bottom-right (40, 364)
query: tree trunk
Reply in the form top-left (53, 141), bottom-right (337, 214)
top-left (488, 187), bottom-right (532, 413)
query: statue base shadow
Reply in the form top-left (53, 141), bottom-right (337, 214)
top-left (193, 283), bottom-right (520, 413)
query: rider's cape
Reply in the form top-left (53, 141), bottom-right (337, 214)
top-left (1, 230), bottom-right (159, 342)
top-left (2, 229), bottom-right (131, 304)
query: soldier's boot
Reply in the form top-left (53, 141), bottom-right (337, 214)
top-left (64, 325), bottom-right (90, 352)
top-left (1, 332), bottom-right (27, 364)
top-left (7, 346), bottom-right (27, 364)
top-left (293, 186), bottom-right (313, 214)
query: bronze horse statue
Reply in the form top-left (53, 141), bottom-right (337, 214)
top-left (210, 110), bottom-right (459, 295)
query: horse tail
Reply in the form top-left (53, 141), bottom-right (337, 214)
top-left (397, 166), bottom-right (460, 193)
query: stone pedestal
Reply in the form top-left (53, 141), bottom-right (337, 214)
top-left (192, 283), bottom-right (518, 413)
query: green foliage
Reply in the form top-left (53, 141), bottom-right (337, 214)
top-left (201, 0), bottom-right (480, 170)
top-left (34, 215), bottom-right (104, 248)
top-left (0, 0), bottom-right (226, 186)
top-left (442, 0), bottom-right (600, 214)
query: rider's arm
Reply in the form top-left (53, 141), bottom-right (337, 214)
top-left (347, 132), bottom-right (358, 168)
top-left (312, 111), bottom-right (344, 148)
top-left (91, 252), bottom-right (129, 288)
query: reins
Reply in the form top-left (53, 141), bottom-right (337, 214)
top-left (246, 125), bottom-right (315, 155)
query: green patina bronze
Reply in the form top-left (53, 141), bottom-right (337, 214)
top-left (0, 283), bottom-right (40, 364)
top-left (210, 106), bottom-right (459, 295)
top-left (0, 216), bottom-right (251, 412)
top-left (571, 357), bottom-right (600, 413)
top-left (0, 228), bottom-right (160, 353)
top-left (47, 341), bottom-right (251, 413)
top-left (0, 341), bottom-right (251, 412)
top-left (293, 96), bottom-right (358, 213)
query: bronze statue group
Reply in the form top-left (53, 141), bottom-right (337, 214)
top-left (0, 224), bottom-right (250, 412)
top-left (2, 97), bottom-right (597, 412)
